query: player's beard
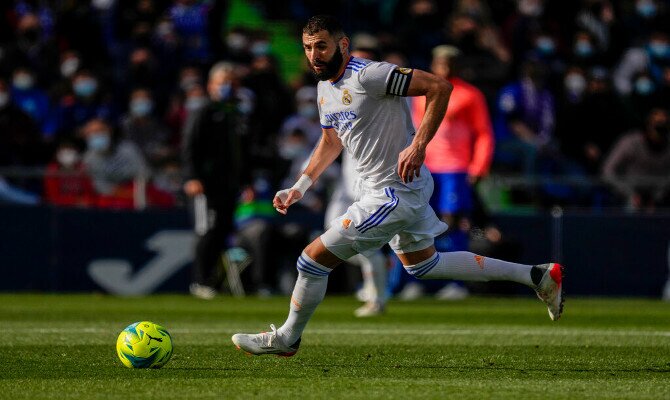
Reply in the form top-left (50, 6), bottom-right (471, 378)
top-left (311, 46), bottom-right (344, 81)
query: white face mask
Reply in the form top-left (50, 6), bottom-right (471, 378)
top-left (564, 73), bottom-right (587, 96)
top-left (57, 149), bottom-right (80, 168)
top-left (60, 58), bottom-right (80, 78)
top-left (0, 92), bottom-right (9, 108)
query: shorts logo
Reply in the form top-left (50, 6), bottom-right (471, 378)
top-left (342, 219), bottom-right (352, 229)
top-left (398, 67), bottom-right (413, 74)
top-left (474, 255), bottom-right (485, 269)
top-left (342, 89), bottom-right (352, 105)
top-left (319, 96), bottom-right (326, 106)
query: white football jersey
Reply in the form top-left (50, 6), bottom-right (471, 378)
top-left (317, 56), bottom-right (430, 191)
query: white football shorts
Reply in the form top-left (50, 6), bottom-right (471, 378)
top-left (321, 179), bottom-right (448, 259)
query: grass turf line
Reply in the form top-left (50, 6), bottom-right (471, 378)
top-left (0, 294), bottom-right (668, 399)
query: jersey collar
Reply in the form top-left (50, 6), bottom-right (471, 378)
top-left (330, 56), bottom-right (353, 85)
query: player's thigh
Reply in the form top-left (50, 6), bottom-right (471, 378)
top-left (389, 201), bottom-right (448, 256)
top-left (321, 188), bottom-right (406, 260)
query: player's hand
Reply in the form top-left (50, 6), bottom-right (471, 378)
top-left (183, 179), bottom-right (204, 197)
top-left (273, 188), bottom-right (303, 215)
top-left (397, 144), bottom-right (425, 183)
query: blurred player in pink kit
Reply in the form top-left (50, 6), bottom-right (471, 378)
top-left (403, 45), bottom-right (494, 300)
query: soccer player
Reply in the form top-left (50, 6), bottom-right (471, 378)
top-left (232, 15), bottom-right (563, 356)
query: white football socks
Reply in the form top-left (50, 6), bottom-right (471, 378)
top-left (405, 251), bottom-right (534, 287)
top-left (277, 252), bottom-right (331, 345)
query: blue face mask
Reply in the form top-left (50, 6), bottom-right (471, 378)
top-left (635, 78), bottom-right (655, 95)
top-left (13, 74), bottom-right (34, 90)
top-left (575, 41), bottom-right (593, 57)
top-left (536, 37), bottom-right (555, 55)
top-left (74, 78), bottom-right (98, 98)
top-left (130, 99), bottom-right (153, 117)
top-left (87, 133), bottom-right (111, 152)
top-left (636, 1), bottom-right (657, 18)
top-left (251, 41), bottom-right (270, 57)
top-left (648, 42), bottom-right (670, 59)
top-left (218, 83), bottom-right (232, 101)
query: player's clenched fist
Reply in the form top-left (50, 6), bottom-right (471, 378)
top-left (273, 189), bottom-right (303, 214)
top-left (273, 174), bottom-right (313, 214)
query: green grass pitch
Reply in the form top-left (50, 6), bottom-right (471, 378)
top-left (0, 294), bottom-right (668, 399)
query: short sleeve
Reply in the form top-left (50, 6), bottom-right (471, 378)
top-left (316, 86), bottom-right (332, 129)
top-left (358, 61), bottom-right (413, 98)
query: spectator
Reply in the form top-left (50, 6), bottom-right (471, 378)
top-left (603, 107), bottom-right (670, 212)
top-left (445, 11), bottom-right (511, 104)
top-left (168, 0), bottom-right (213, 65)
top-left (494, 59), bottom-right (556, 175)
top-left (0, 78), bottom-right (44, 169)
top-left (182, 62), bottom-right (251, 299)
top-left (81, 118), bottom-right (148, 209)
top-left (10, 66), bottom-right (56, 140)
top-left (0, 12), bottom-right (59, 86)
top-left (557, 67), bottom-right (627, 174)
top-left (243, 54), bottom-right (291, 172)
top-left (57, 70), bottom-right (114, 139)
top-left (120, 88), bottom-right (172, 167)
top-left (279, 86), bottom-right (321, 147)
top-left (43, 139), bottom-right (95, 207)
top-left (614, 31), bottom-right (670, 95)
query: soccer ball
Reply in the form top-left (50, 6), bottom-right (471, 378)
top-left (116, 321), bottom-right (173, 368)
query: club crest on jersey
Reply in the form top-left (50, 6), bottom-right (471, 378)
top-left (342, 89), bottom-right (352, 105)
top-left (398, 67), bottom-right (413, 74)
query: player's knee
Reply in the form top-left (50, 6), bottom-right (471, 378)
top-left (303, 238), bottom-right (343, 269)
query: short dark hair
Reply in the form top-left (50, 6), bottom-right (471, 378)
top-left (303, 15), bottom-right (345, 39)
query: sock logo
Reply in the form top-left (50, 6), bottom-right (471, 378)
top-left (290, 296), bottom-right (302, 311)
top-left (474, 255), bottom-right (485, 269)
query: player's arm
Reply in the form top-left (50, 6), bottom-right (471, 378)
top-left (273, 127), bottom-right (343, 214)
top-left (398, 69), bottom-right (453, 183)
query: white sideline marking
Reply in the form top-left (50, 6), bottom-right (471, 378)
top-left (1, 327), bottom-right (669, 337)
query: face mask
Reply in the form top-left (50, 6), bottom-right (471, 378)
top-left (218, 83), bottom-right (233, 101)
top-left (518, 0), bottom-right (543, 17)
top-left (279, 142), bottom-right (306, 160)
top-left (575, 40), bottom-right (593, 57)
top-left (60, 58), bottom-right (80, 78)
top-left (298, 104), bottom-right (318, 119)
top-left (13, 74), bottom-right (34, 90)
top-left (648, 42), bottom-right (670, 59)
top-left (57, 149), bottom-right (80, 168)
top-left (87, 133), bottom-right (111, 152)
top-left (73, 78), bottom-right (98, 98)
top-left (180, 76), bottom-right (199, 91)
top-left (0, 92), bottom-right (9, 108)
top-left (536, 37), bottom-right (555, 55)
top-left (92, 0), bottom-right (115, 10)
top-left (635, 77), bottom-right (655, 95)
top-left (636, 0), bottom-right (657, 17)
top-left (185, 96), bottom-right (207, 111)
top-left (130, 99), bottom-right (153, 117)
top-left (251, 41), bottom-right (270, 56)
top-left (226, 33), bottom-right (248, 51)
top-left (564, 73), bottom-right (586, 95)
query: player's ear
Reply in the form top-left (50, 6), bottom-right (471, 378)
top-left (339, 36), bottom-right (350, 54)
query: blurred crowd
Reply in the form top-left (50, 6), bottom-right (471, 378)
top-left (1, 0), bottom-right (669, 214)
